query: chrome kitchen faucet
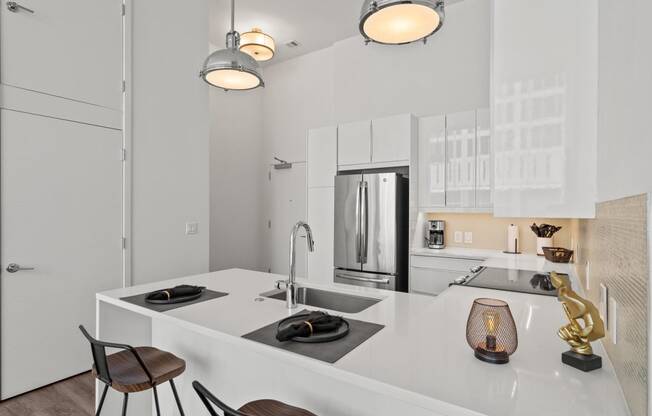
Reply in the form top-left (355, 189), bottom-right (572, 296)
top-left (276, 221), bottom-right (314, 309)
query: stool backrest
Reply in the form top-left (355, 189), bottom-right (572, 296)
top-left (78, 325), bottom-right (154, 386)
top-left (79, 325), bottom-right (112, 384)
top-left (192, 381), bottom-right (250, 416)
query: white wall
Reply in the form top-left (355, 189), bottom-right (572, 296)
top-left (209, 87), bottom-right (266, 272)
top-left (597, 0), bottom-right (652, 202)
top-left (131, 0), bottom-right (210, 284)
top-left (259, 0), bottom-right (490, 272)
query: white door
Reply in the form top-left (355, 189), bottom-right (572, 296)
top-left (307, 187), bottom-right (334, 285)
top-left (371, 114), bottom-right (412, 163)
top-left (269, 164), bottom-right (307, 277)
top-left (1, 110), bottom-right (123, 399)
top-left (0, 0), bottom-right (123, 109)
top-left (337, 120), bottom-right (371, 166)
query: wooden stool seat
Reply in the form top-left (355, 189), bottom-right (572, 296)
top-left (92, 346), bottom-right (185, 393)
top-left (238, 400), bottom-right (318, 416)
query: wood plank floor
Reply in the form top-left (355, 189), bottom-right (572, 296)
top-left (0, 372), bottom-right (94, 416)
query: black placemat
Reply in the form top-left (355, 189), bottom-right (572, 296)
top-left (242, 310), bottom-right (384, 363)
top-left (120, 289), bottom-right (228, 312)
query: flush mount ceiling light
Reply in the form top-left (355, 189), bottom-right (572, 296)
top-left (200, 0), bottom-right (264, 91)
top-left (240, 28), bottom-right (276, 62)
top-left (359, 0), bottom-right (445, 45)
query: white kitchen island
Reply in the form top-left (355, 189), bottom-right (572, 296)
top-left (95, 268), bottom-right (630, 416)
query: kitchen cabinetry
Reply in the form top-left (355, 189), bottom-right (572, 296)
top-left (371, 114), bottom-right (414, 163)
top-left (491, 0), bottom-right (597, 218)
top-left (307, 126), bottom-right (337, 188)
top-left (338, 114), bottom-right (415, 169)
top-left (410, 255), bottom-right (484, 296)
top-left (337, 120), bottom-right (371, 166)
top-left (418, 109), bottom-right (491, 211)
top-left (307, 187), bottom-right (335, 285)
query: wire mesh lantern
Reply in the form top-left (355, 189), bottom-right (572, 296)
top-left (466, 298), bottom-right (518, 364)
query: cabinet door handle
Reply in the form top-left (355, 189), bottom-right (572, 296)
top-left (6, 1), bottom-right (34, 13)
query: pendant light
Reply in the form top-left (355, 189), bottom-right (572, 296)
top-left (240, 28), bottom-right (276, 62)
top-left (200, 0), bottom-right (264, 91)
top-left (359, 0), bottom-right (445, 45)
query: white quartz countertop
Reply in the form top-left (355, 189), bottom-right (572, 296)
top-left (411, 247), bottom-right (576, 275)
top-left (97, 269), bottom-right (629, 416)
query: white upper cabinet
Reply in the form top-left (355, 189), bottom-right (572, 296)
top-left (446, 110), bottom-right (476, 208)
top-left (371, 114), bottom-right (414, 163)
top-left (337, 120), bottom-right (371, 166)
top-left (492, 0), bottom-right (597, 218)
top-left (307, 126), bottom-right (337, 188)
top-left (418, 115), bottom-right (446, 208)
top-left (476, 109), bottom-right (492, 208)
top-left (0, 0), bottom-right (123, 110)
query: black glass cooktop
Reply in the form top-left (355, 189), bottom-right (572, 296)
top-left (462, 267), bottom-right (560, 297)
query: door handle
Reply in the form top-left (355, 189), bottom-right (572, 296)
top-left (6, 1), bottom-right (34, 13)
top-left (6, 263), bottom-right (35, 273)
top-left (336, 273), bottom-right (390, 285)
top-left (355, 181), bottom-right (362, 263)
top-left (360, 181), bottom-right (368, 264)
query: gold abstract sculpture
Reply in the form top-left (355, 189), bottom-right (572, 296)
top-left (550, 272), bottom-right (605, 355)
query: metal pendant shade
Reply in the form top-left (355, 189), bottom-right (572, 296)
top-left (359, 0), bottom-right (445, 45)
top-left (200, 0), bottom-right (264, 91)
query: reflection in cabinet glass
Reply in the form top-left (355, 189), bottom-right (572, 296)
top-left (446, 110), bottom-right (476, 208)
top-left (418, 115), bottom-right (446, 208)
top-left (476, 109), bottom-right (492, 207)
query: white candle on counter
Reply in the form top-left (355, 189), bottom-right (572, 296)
top-left (507, 224), bottom-right (519, 253)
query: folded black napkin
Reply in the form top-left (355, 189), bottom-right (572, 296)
top-left (276, 311), bottom-right (345, 342)
top-left (145, 285), bottom-right (205, 301)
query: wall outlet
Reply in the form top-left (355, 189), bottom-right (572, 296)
top-left (464, 232), bottom-right (473, 244)
top-left (599, 283), bottom-right (608, 328)
top-left (609, 297), bottom-right (618, 344)
top-left (454, 231), bottom-right (463, 243)
top-left (185, 222), bottom-right (199, 235)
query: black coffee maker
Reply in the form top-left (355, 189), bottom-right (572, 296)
top-left (426, 220), bottom-right (445, 249)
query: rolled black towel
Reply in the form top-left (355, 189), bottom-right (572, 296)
top-left (276, 311), bottom-right (345, 341)
top-left (145, 285), bottom-right (205, 301)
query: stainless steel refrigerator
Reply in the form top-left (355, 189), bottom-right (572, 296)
top-left (333, 171), bottom-right (408, 292)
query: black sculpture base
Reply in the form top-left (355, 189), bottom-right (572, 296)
top-left (562, 350), bottom-right (602, 372)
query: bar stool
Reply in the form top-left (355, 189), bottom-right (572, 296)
top-left (193, 381), bottom-right (318, 416)
top-left (79, 325), bottom-right (186, 416)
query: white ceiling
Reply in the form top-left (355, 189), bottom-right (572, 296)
top-left (209, 0), bottom-right (362, 65)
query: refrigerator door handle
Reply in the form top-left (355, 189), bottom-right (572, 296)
top-left (360, 181), bottom-right (368, 264)
top-left (355, 181), bottom-right (362, 264)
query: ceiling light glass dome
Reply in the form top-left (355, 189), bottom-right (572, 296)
top-left (359, 0), bottom-right (445, 45)
top-left (240, 28), bottom-right (276, 62)
top-left (200, 0), bottom-right (264, 91)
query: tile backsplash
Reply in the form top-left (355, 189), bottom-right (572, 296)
top-left (575, 194), bottom-right (649, 416)
top-left (420, 212), bottom-right (576, 255)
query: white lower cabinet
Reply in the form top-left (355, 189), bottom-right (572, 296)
top-left (409, 255), bottom-right (484, 296)
top-left (307, 187), bottom-right (334, 285)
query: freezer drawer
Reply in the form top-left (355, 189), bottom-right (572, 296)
top-left (334, 269), bottom-right (397, 291)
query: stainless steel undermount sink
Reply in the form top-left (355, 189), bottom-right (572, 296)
top-left (260, 287), bottom-right (381, 314)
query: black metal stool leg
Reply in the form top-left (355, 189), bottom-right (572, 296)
top-left (95, 384), bottom-right (109, 416)
top-left (122, 393), bottom-right (128, 416)
top-left (169, 379), bottom-right (185, 416)
top-left (153, 385), bottom-right (161, 416)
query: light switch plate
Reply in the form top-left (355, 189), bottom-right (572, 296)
top-left (599, 283), bottom-right (608, 328)
top-left (185, 222), bottom-right (199, 235)
top-left (464, 232), bottom-right (473, 244)
top-left (454, 231), bottom-right (463, 243)
top-left (609, 297), bottom-right (618, 344)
